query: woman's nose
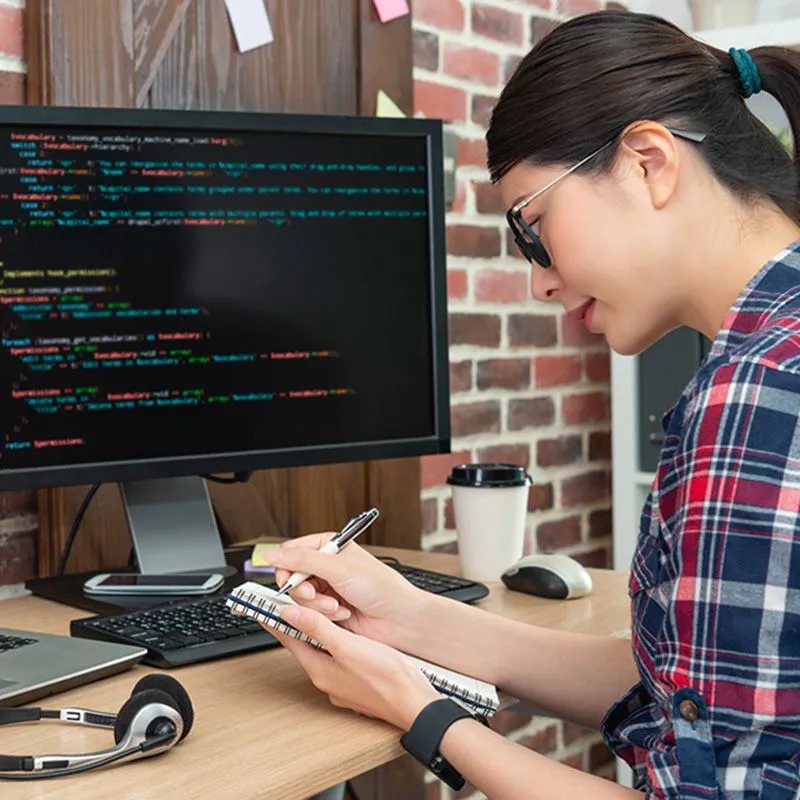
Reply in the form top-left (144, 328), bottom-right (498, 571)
top-left (530, 262), bottom-right (564, 302)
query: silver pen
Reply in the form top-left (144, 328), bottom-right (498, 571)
top-left (274, 507), bottom-right (380, 597)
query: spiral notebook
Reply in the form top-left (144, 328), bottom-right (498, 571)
top-left (226, 581), bottom-right (499, 718)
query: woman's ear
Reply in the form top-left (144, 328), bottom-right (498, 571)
top-left (618, 123), bottom-right (681, 210)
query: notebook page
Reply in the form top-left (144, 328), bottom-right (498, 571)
top-left (226, 582), bottom-right (499, 716)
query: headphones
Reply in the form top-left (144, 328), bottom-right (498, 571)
top-left (0, 674), bottom-right (194, 780)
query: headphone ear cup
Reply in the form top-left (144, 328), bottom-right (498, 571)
top-left (130, 675), bottom-right (194, 741)
top-left (114, 688), bottom-right (180, 745)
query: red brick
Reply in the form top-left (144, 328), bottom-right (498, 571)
top-left (0, 6), bottom-right (24, 59)
top-left (574, 547), bottom-right (611, 569)
top-left (563, 721), bottom-right (592, 746)
top-left (560, 753), bottom-right (584, 770)
top-left (443, 43), bottom-right (500, 86)
top-left (589, 431), bottom-right (611, 461)
top-left (0, 70), bottom-right (23, 105)
top-left (530, 14), bottom-right (559, 46)
top-left (557, 0), bottom-right (603, 14)
top-left (519, 725), bottom-right (557, 754)
top-left (535, 354), bottom-right (582, 388)
top-left (444, 497), bottom-right (456, 529)
top-left (0, 529), bottom-right (37, 584)
top-left (563, 392), bottom-right (608, 424)
top-left (472, 93), bottom-right (496, 128)
top-left (504, 54), bottom-right (523, 82)
top-left (537, 435), bottom-right (582, 467)
top-left (561, 314), bottom-right (605, 346)
top-left (562, 470), bottom-right (610, 507)
top-left (474, 180), bottom-right (505, 215)
top-left (589, 742), bottom-right (614, 772)
top-left (448, 268), bottom-right (468, 299)
top-left (490, 709), bottom-right (532, 735)
top-left (449, 313), bottom-right (501, 348)
top-left (421, 498), bottom-right (438, 535)
top-left (509, 397), bottom-right (554, 430)
top-left (451, 178), bottom-right (466, 213)
top-left (537, 516), bottom-right (581, 550)
top-left (477, 357), bottom-right (530, 390)
top-left (0, 491), bottom-right (36, 518)
top-left (421, 451), bottom-right (472, 490)
top-left (450, 360), bottom-right (472, 394)
top-left (527, 0), bottom-right (550, 8)
top-left (475, 269), bottom-right (528, 303)
top-left (589, 508), bottom-right (612, 539)
top-left (414, 80), bottom-right (466, 122)
top-left (414, 0), bottom-right (465, 30)
top-left (447, 225), bottom-right (501, 258)
top-left (477, 444), bottom-right (530, 468)
top-left (585, 351), bottom-right (610, 382)
top-left (529, 482), bottom-right (554, 511)
top-left (472, 3), bottom-right (523, 45)
top-left (451, 401), bottom-right (501, 437)
top-left (508, 314), bottom-right (557, 348)
top-left (413, 29), bottom-right (439, 71)
top-left (457, 136), bottom-right (487, 169)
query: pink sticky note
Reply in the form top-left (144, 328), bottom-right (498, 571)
top-left (372, 0), bottom-right (410, 23)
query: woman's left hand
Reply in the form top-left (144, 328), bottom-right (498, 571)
top-left (268, 603), bottom-right (440, 731)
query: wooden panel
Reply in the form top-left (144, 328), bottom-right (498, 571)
top-left (357, 0), bottom-right (413, 116)
top-left (26, 0), bottom-right (135, 106)
top-left (134, 0), bottom-right (192, 107)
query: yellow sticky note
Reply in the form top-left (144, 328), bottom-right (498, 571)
top-left (376, 89), bottom-right (406, 118)
top-left (252, 542), bottom-right (282, 567)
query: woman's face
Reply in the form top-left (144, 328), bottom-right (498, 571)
top-left (498, 152), bottom-right (683, 356)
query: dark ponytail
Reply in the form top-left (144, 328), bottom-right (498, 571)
top-left (487, 10), bottom-right (800, 222)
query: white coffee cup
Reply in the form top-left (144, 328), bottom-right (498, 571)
top-left (447, 463), bottom-right (532, 583)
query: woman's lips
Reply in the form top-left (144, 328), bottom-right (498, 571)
top-left (566, 299), bottom-right (595, 325)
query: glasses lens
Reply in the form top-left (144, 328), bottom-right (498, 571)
top-left (508, 211), bottom-right (551, 268)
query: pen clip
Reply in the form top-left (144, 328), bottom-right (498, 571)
top-left (332, 508), bottom-right (379, 548)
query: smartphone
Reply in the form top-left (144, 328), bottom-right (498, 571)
top-left (83, 572), bottom-right (225, 596)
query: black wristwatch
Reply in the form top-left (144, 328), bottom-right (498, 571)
top-left (400, 698), bottom-right (475, 790)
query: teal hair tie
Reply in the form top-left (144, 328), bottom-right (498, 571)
top-left (728, 47), bottom-right (762, 98)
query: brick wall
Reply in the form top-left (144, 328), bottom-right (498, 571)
top-left (414, 0), bottom-right (621, 795)
top-left (0, 0), bottom-right (35, 595)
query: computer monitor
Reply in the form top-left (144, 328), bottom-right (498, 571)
top-left (0, 106), bottom-right (450, 575)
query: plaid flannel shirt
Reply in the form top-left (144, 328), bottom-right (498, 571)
top-left (601, 240), bottom-right (800, 799)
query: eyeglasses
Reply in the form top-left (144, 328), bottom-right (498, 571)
top-left (506, 127), bottom-right (707, 268)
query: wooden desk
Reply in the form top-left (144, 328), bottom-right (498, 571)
top-left (0, 548), bottom-right (630, 800)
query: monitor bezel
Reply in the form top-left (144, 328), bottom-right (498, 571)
top-left (0, 105), bottom-right (451, 491)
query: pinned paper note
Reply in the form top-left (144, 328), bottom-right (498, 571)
top-left (376, 89), bottom-right (406, 118)
top-left (372, 0), bottom-right (410, 23)
top-left (251, 542), bottom-right (282, 567)
top-left (225, 0), bottom-right (274, 53)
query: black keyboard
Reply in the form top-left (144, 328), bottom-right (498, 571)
top-left (0, 634), bottom-right (37, 654)
top-left (70, 563), bottom-right (488, 668)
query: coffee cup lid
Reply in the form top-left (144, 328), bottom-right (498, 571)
top-left (446, 463), bottom-right (532, 488)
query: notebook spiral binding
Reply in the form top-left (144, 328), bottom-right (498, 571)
top-left (226, 583), bottom-right (499, 718)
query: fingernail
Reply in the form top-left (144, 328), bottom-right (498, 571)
top-left (333, 608), bottom-right (351, 621)
top-left (295, 584), bottom-right (314, 599)
top-left (321, 597), bottom-right (338, 614)
top-left (281, 606), bottom-right (300, 623)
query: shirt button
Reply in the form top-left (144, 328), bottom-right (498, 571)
top-left (679, 699), bottom-right (700, 722)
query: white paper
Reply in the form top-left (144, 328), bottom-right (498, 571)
top-left (225, 0), bottom-right (274, 53)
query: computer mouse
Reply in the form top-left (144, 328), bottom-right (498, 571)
top-left (501, 554), bottom-right (593, 600)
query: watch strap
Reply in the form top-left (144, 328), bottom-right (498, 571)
top-left (400, 698), bottom-right (473, 790)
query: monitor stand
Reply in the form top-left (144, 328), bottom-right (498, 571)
top-left (120, 476), bottom-right (238, 578)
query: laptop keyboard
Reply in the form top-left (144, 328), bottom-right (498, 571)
top-left (0, 634), bottom-right (37, 653)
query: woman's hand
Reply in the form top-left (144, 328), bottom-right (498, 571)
top-left (270, 603), bottom-right (440, 730)
top-left (265, 534), bottom-right (425, 645)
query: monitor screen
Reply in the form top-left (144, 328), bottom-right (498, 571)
top-left (0, 108), bottom-right (450, 490)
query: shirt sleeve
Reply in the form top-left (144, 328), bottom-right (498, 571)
top-left (655, 356), bottom-right (800, 788)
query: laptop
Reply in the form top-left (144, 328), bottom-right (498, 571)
top-left (0, 627), bottom-right (146, 707)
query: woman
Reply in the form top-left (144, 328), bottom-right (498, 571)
top-left (264, 10), bottom-right (800, 799)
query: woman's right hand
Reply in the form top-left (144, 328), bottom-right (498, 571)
top-left (264, 533), bottom-right (424, 645)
